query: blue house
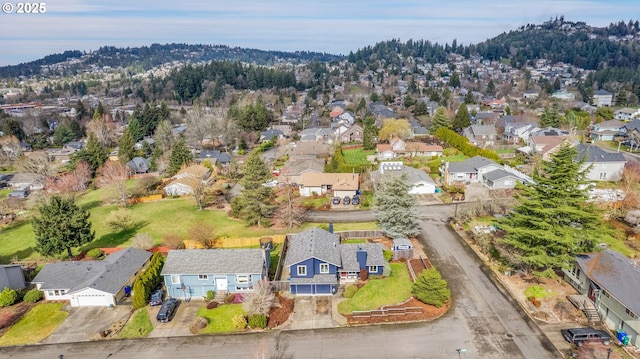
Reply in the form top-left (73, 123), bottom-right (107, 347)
top-left (161, 249), bottom-right (268, 300)
top-left (284, 228), bottom-right (385, 295)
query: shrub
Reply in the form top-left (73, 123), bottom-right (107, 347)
top-left (232, 314), bottom-right (247, 329)
top-left (132, 233), bottom-right (155, 250)
top-left (0, 288), bottom-right (18, 307)
top-left (23, 289), bottom-right (43, 303)
top-left (383, 250), bottom-right (393, 262)
top-left (206, 301), bottom-right (219, 310)
top-left (105, 207), bottom-right (136, 232)
top-left (86, 248), bottom-right (104, 259)
top-left (206, 290), bottom-right (215, 301)
top-left (343, 285), bottom-right (359, 298)
top-left (248, 314), bottom-right (267, 329)
top-left (190, 316), bottom-right (209, 333)
top-left (382, 263), bottom-right (392, 277)
top-left (533, 299), bottom-right (542, 308)
top-left (412, 268), bottom-right (450, 307)
top-left (225, 293), bottom-right (236, 304)
top-left (242, 280), bottom-right (277, 316)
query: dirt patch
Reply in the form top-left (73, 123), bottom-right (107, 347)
top-left (316, 298), bottom-right (329, 315)
top-left (407, 258), bottom-right (430, 279)
top-left (567, 342), bottom-right (623, 359)
top-left (344, 297), bottom-right (449, 325)
top-left (267, 293), bottom-right (294, 329)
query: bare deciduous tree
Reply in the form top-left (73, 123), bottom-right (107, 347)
top-left (163, 233), bottom-right (185, 249)
top-left (45, 161), bottom-right (91, 200)
top-left (86, 114), bottom-right (116, 146)
top-left (0, 136), bottom-right (22, 165)
top-left (241, 280), bottom-right (279, 316)
top-left (96, 160), bottom-right (129, 204)
top-left (175, 164), bottom-right (212, 210)
top-left (131, 233), bottom-right (154, 250)
top-left (188, 221), bottom-right (217, 248)
top-left (15, 151), bottom-right (57, 187)
top-left (274, 185), bottom-right (306, 228)
top-left (105, 207), bottom-right (136, 232)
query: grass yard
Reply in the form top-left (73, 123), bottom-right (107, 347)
top-left (0, 188), bottom-right (12, 199)
top-left (338, 263), bottom-right (412, 315)
top-left (196, 304), bottom-right (245, 333)
top-left (304, 222), bottom-right (379, 232)
top-left (0, 303), bottom-right (68, 346)
top-left (342, 148), bottom-right (375, 165)
top-left (341, 238), bottom-right (367, 244)
top-left (301, 196), bottom-right (329, 208)
top-left (118, 308), bottom-right (153, 338)
top-left (494, 149), bottom-right (515, 154)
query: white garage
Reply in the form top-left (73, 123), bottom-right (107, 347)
top-left (71, 288), bottom-right (116, 307)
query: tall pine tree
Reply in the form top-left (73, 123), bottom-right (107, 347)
top-left (168, 136), bottom-right (193, 175)
top-left (362, 115), bottom-right (377, 150)
top-left (429, 107), bottom-right (451, 133)
top-left (374, 173), bottom-right (419, 238)
top-left (233, 150), bottom-right (274, 227)
top-left (118, 127), bottom-right (136, 164)
top-left (499, 145), bottom-right (615, 277)
top-left (452, 103), bottom-right (471, 132)
top-left (33, 196), bottom-right (95, 258)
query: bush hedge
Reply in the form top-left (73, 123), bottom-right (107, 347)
top-left (0, 288), bottom-right (18, 307)
top-left (343, 285), bottom-right (359, 299)
top-left (435, 128), bottom-right (501, 162)
top-left (248, 314), bottom-right (267, 329)
top-left (23, 289), bottom-right (43, 303)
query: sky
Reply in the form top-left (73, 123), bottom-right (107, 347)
top-left (0, 0), bottom-right (638, 66)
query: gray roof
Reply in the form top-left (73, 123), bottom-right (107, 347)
top-left (127, 157), bottom-right (150, 173)
top-left (393, 237), bottom-right (412, 247)
top-left (575, 250), bottom-right (640, 315)
top-left (32, 247), bottom-right (151, 294)
top-left (339, 243), bottom-right (385, 272)
top-left (576, 144), bottom-right (626, 163)
top-left (290, 274), bottom-right (337, 284)
top-left (623, 119), bottom-right (640, 132)
top-left (483, 169), bottom-right (521, 182)
top-left (161, 249), bottom-right (266, 275)
top-left (372, 164), bottom-right (435, 186)
top-left (199, 150), bottom-right (231, 164)
top-left (284, 228), bottom-right (341, 267)
top-left (260, 128), bottom-right (284, 141)
top-left (594, 89), bottom-right (612, 96)
top-left (468, 124), bottom-right (497, 136)
top-left (447, 156), bottom-right (499, 174)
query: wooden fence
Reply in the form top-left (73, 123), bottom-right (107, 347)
top-left (273, 235), bottom-right (290, 281)
top-left (336, 230), bottom-right (387, 240)
top-left (269, 281), bottom-right (291, 292)
top-left (183, 235), bottom-right (286, 249)
top-left (353, 306), bottom-right (423, 318)
top-left (127, 194), bottom-right (164, 205)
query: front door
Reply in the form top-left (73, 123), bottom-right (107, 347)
top-left (588, 284), bottom-right (596, 301)
top-left (216, 278), bottom-right (228, 291)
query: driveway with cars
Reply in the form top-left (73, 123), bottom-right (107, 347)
top-left (147, 299), bottom-right (200, 338)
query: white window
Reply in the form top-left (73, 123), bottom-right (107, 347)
top-left (48, 290), bottom-right (54, 296)
top-left (319, 263), bottom-right (329, 274)
top-left (236, 274), bottom-right (249, 283)
top-left (297, 265), bottom-right (307, 276)
top-left (626, 308), bottom-right (637, 319)
top-left (599, 172), bottom-right (607, 180)
top-left (368, 266), bottom-right (378, 273)
top-left (504, 180), bottom-right (513, 186)
top-left (171, 275), bottom-right (181, 285)
top-left (198, 275), bottom-right (208, 280)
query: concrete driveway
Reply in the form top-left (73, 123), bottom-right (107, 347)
top-left (147, 300), bottom-right (200, 338)
top-left (42, 305), bottom-right (132, 343)
top-left (285, 296), bottom-right (338, 330)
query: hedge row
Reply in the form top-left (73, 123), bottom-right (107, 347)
top-left (435, 128), bottom-right (501, 162)
top-left (132, 252), bottom-right (166, 309)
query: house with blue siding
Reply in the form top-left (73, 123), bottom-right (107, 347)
top-left (284, 228), bottom-right (385, 295)
top-left (161, 249), bottom-right (268, 300)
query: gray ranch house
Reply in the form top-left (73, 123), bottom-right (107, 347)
top-left (32, 247), bottom-right (151, 307)
top-left (161, 249), bottom-right (268, 300)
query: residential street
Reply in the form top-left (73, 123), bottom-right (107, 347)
top-left (0, 203), bottom-right (559, 359)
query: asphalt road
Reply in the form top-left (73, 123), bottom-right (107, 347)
top-left (0, 203), bottom-right (559, 359)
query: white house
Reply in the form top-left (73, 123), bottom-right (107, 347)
top-left (593, 89), bottom-right (613, 107)
top-left (371, 162), bottom-right (436, 194)
top-left (615, 108), bottom-right (640, 121)
top-left (576, 144), bottom-right (626, 181)
top-left (31, 247), bottom-right (151, 307)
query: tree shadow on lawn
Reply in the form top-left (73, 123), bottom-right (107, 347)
top-left (79, 200), bottom-right (103, 212)
top-left (83, 221), bottom-right (149, 250)
top-left (0, 247), bottom-right (34, 263)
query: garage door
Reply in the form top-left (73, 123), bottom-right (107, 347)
top-left (315, 285), bottom-right (331, 294)
top-left (293, 285), bottom-right (313, 295)
top-left (75, 294), bottom-right (113, 307)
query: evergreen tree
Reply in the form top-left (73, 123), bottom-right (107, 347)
top-left (132, 279), bottom-right (148, 309)
top-left (118, 127), bottom-right (136, 164)
top-left (234, 150), bottom-right (274, 227)
top-left (362, 115), bottom-right (377, 150)
top-left (72, 133), bottom-right (108, 176)
top-left (412, 268), bottom-right (450, 307)
top-left (2, 119), bottom-right (25, 141)
top-left (127, 117), bottom-right (144, 142)
top-left (430, 107), bottom-right (451, 133)
top-left (540, 104), bottom-right (561, 127)
top-left (168, 136), bottom-right (193, 175)
top-left (464, 91), bottom-right (475, 104)
top-left (499, 145), bottom-right (615, 276)
top-left (374, 174), bottom-right (419, 238)
top-left (32, 196), bottom-right (95, 259)
top-left (413, 101), bottom-right (428, 116)
top-left (452, 103), bottom-right (471, 132)
top-left (448, 72), bottom-right (460, 88)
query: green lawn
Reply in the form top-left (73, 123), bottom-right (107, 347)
top-left (301, 196), bottom-right (330, 208)
top-left (0, 303), bottom-right (68, 346)
top-left (196, 304), bottom-right (245, 333)
top-left (338, 263), bottom-right (412, 315)
top-left (342, 148), bottom-right (375, 165)
top-left (0, 188), bottom-right (12, 199)
top-left (341, 238), bottom-right (367, 244)
top-left (494, 149), bottom-right (515, 154)
top-left (118, 308), bottom-right (153, 338)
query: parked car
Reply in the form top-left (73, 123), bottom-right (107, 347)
top-left (343, 196), bottom-right (350, 205)
top-left (332, 197), bottom-right (341, 205)
top-left (156, 298), bottom-right (178, 323)
top-left (262, 180), bottom-right (278, 187)
top-left (149, 289), bottom-right (164, 306)
top-left (352, 195), bottom-right (360, 205)
top-left (561, 327), bottom-right (612, 346)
